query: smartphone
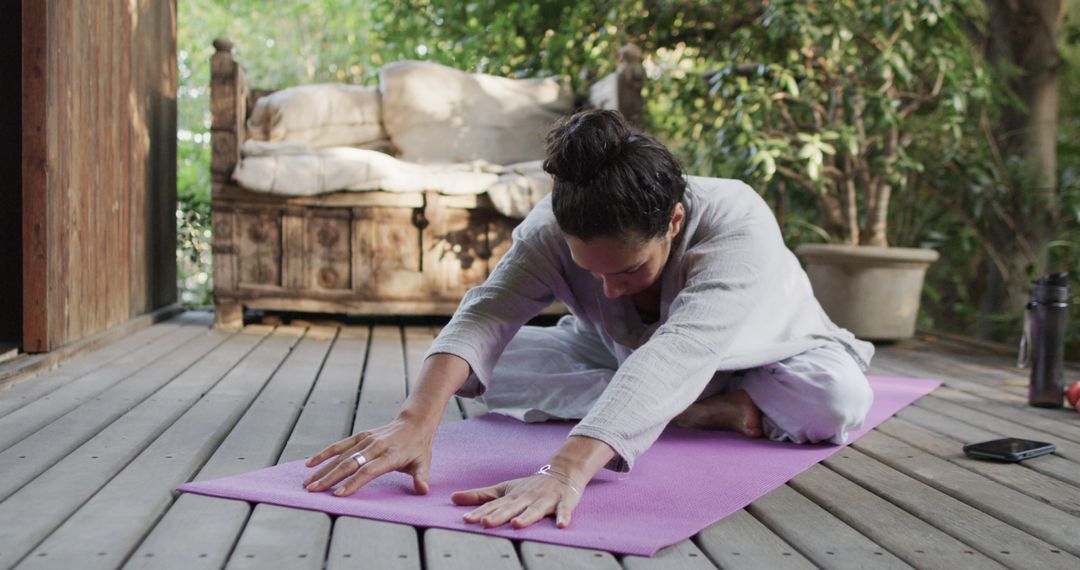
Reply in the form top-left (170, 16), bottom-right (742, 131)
top-left (962, 438), bottom-right (1056, 462)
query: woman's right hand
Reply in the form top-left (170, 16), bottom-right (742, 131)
top-left (302, 416), bottom-right (435, 497)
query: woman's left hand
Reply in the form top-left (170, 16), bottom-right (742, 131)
top-left (451, 471), bottom-right (582, 530)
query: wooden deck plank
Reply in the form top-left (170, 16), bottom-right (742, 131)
top-left (5, 329), bottom-right (1079, 569)
top-left (895, 403), bottom-right (1080, 486)
top-left (694, 509), bottom-right (816, 570)
top-left (789, 464), bottom-right (1007, 568)
top-left (327, 518), bottom-right (420, 570)
top-left (930, 387), bottom-right (1080, 445)
top-left (852, 429), bottom-right (1080, 557)
top-left (868, 349), bottom-right (949, 386)
top-left (873, 348), bottom-right (1080, 452)
top-left (914, 396), bottom-right (1080, 462)
top-left (0, 315), bottom-right (208, 452)
top-left (278, 326), bottom-right (369, 463)
top-left (328, 325), bottom-right (428, 569)
top-left (12, 327), bottom-right (303, 569)
top-left (0, 312), bottom-right (189, 416)
top-left (872, 348), bottom-right (1041, 427)
top-left (519, 542), bottom-right (621, 569)
top-left (824, 446), bottom-right (1078, 568)
top-left (0, 326), bottom-right (272, 568)
top-left (121, 323), bottom-right (332, 570)
top-left (0, 328), bottom-right (232, 502)
top-left (124, 495), bottom-right (251, 569)
top-left (404, 325), bottom-right (463, 425)
top-left (876, 417), bottom-right (1080, 515)
top-left (883, 347), bottom-right (1029, 398)
top-left (747, 485), bottom-right (912, 569)
top-left (0, 306), bottom-right (188, 388)
top-left (196, 327), bottom-right (334, 482)
top-left (0, 315), bottom-right (181, 400)
top-left (214, 327), bottom-right (370, 570)
top-left (891, 337), bottom-right (1029, 376)
top-left (621, 539), bottom-right (718, 569)
top-left (127, 327), bottom-right (335, 570)
top-left (225, 327), bottom-right (373, 570)
top-left (0, 343), bottom-right (18, 364)
top-left (873, 351), bottom-right (1080, 449)
top-left (354, 325), bottom-right (408, 431)
top-left (225, 504), bottom-right (330, 570)
top-left (876, 343), bottom-right (1029, 397)
top-left (920, 356), bottom-right (1080, 428)
top-left (423, 529), bottom-right (520, 570)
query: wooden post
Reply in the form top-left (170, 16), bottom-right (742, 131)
top-left (211, 38), bottom-right (248, 327)
top-left (210, 38), bottom-right (245, 183)
top-left (616, 44), bottom-right (645, 129)
top-left (22, 0), bottom-right (50, 352)
top-left (587, 44), bottom-right (645, 129)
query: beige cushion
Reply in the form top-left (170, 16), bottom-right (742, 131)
top-left (379, 61), bottom-right (573, 164)
top-left (247, 84), bottom-right (388, 148)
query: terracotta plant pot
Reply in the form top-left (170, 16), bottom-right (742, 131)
top-left (795, 244), bottom-right (940, 341)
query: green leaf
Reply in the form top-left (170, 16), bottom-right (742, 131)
top-left (783, 74), bottom-right (799, 96)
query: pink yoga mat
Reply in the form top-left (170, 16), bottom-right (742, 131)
top-left (179, 375), bottom-right (939, 556)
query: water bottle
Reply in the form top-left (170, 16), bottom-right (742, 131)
top-left (1018, 272), bottom-right (1070, 408)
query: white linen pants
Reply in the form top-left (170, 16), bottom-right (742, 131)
top-left (476, 316), bottom-right (875, 446)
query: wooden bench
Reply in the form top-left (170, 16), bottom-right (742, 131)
top-left (209, 38), bottom-right (644, 328)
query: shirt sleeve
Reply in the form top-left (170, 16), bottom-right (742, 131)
top-left (424, 221), bottom-right (565, 398)
top-left (569, 215), bottom-right (781, 472)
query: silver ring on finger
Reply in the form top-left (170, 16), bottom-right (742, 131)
top-left (350, 452), bottom-right (367, 469)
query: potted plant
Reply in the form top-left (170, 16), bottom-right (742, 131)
top-left (701, 0), bottom-right (989, 340)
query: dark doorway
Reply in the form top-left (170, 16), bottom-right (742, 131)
top-left (0, 2), bottom-right (23, 359)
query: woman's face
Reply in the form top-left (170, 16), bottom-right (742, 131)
top-left (565, 203), bottom-right (684, 299)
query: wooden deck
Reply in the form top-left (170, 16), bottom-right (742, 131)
top-left (1, 310), bottom-right (1078, 569)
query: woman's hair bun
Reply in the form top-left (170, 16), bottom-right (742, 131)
top-left (543, 109), bottom-right (633, 184)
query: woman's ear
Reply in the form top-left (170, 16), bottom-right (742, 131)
top-left (668, 202), bottom-right (685, 238)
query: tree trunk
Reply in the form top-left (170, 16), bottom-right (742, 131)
top-left (979, 0), bottom-right (1065, 335)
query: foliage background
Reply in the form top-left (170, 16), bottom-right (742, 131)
top-left (178, 0), bottom-right (1080, 351)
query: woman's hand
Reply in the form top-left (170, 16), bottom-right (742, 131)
top-left (451, 467), bottom-right (584, 530)
top-left (303, 417), bottom-right (435, 496)
top-left (450, 435), bottom-right (614, 530)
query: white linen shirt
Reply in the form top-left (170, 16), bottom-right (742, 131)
top-left (425, 176), bottom-right (874, 471)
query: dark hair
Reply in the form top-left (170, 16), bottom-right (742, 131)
top-left (543, 109), bottom-right (686, 242)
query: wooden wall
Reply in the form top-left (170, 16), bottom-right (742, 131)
top-left (22, 0), bottom-right (177, 353)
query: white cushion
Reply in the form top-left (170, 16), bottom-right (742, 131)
top-left (233, 141), bottom-right (552, 218)
top-left (234, 140), bottom-right (497, 196)
top-left (486, 160), bottom-right (554, 218)
top-left (379, 61), bottom-right (573, 164)
top-left (247, 84), bottom-right (387, 148)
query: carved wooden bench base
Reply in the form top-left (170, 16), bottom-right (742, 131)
top-left (211, 185), bottom-right (516, 326)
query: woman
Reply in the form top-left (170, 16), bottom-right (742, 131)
top-left (302, 109), bottom-right (874, 530)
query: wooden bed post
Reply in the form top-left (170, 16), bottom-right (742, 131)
top-left (210, 38), bottom-right (246, 329)
top-left (587, 44), bottom-right (646, 128)
top-left (210, 38), bottom-right (245, 182)
top-left (616, 44), bottom-right (645, 128)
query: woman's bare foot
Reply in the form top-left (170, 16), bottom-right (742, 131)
top-left (673, 389), bottom-right (763, 437)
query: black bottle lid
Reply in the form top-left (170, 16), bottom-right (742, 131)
top-left (1032, 272), bottom-right (1071, 304)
